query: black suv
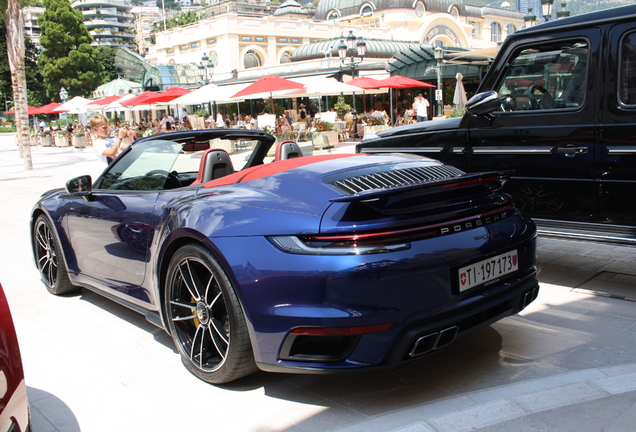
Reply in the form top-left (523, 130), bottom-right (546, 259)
top-left (358, 5), bottom-right (636, 244)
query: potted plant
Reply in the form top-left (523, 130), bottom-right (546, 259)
top-left (362, 115), bottom-right (389, 136)
top-left (193, 109), bottom-right (209, 129)
top-left (72, 132), bottom-right (86, 148)
top-left (314, 120), bottom-right (338, 146)
top-left (333, 97), bottom-right (352, 120)
top-left (54, 130), bottom-right (70, 147)
top-left (37, 131), bottom-right (52, 147)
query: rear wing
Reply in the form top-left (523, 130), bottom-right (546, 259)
top-left (328, 170), bottom-right (511, 203)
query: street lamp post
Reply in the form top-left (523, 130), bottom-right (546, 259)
top-left (59, 86), bottom-right (69, 124)
top-left (556, 1), bottom-right (570, 19)
top-left (541, 0), bottom-right (554, 21)
top-left (524, 8), bottom-right (537, 28)
top-left (198, 53), bottom-right (215, 116)
top-left (338, 30), bottom-right (366, 138)
top-left (434, 46), bottom-right (444, 118)
top-left (198, 53), bottom-right (214, 85)
top-left (59, 87), bottom-right (68, 103)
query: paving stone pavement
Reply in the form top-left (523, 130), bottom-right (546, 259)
top-left (2, 134), bottom-right (636, 432)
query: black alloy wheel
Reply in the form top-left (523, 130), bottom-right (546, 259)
top-left (165, 243), bottom-right (257, 384)
top-left (33, 215), bottom-right (76, 295)
top-left (506, 180), bottom-right (567, 214)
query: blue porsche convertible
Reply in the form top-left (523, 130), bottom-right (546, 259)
top-left (31, 129), bottom-right (539, 384)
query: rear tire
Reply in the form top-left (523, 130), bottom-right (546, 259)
top-left (33, 215), bottom-right (77, 295)
top-left (164, 243), bottom-right (257, 384)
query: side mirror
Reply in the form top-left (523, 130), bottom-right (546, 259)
top-left (66, 175), bottom-right (93, 197)
top-left (466, 91), bottom-right (501, 117)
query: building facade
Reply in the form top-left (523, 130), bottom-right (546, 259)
top-left (145, 0), bottom-right (524, 85)
top-left (131, 6), bottom-right (163, 53)
top-left (23, 6), bottom-right (45, 50)
top-left (72, 0), bottom-right (137, 50)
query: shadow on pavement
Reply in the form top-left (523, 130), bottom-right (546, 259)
top-left (28, 387), bottom-right (80, 432)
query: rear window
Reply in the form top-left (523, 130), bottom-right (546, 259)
top-left (619, 31), bottom-right (636, 106)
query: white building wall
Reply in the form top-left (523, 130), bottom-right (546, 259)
top-left (148, 6), bottom-right (524, 79)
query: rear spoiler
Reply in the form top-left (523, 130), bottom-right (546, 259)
top-left (329, 171), bottom-right (512, 203)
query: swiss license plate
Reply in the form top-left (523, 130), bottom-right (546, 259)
top-left (458, 250), bottom-right (518, 292)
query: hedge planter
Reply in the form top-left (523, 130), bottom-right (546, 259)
top-left (55, 135), bottom-right (70, 147)
top-left (321, 131), bottom-right (339, 146)
top-left (38, 134), bottom-right (53, 147)
top-left (72, 135), bottom-right (87, 148)
top-left (363, 125), bottom-right (389, 136)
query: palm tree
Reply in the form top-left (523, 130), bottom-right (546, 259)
top-left (3, 0), bottom-right (33, 170)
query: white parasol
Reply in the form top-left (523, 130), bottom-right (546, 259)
top-left (453, 73), bottom-right (468, 107)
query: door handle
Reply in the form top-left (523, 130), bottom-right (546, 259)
top-left (556, 146), bottom-right (588, 157)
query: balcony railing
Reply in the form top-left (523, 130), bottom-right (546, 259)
top-left (82, 9), bottom-right (134, 19)
top-left (72, 0), bottom-right (131, 9)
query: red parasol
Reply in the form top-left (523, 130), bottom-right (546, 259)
top-left (373, 76), bottom-right (435, 125)
top-left (231, 75), bottom-right (304, 109)
top-left (346, 76), bottom-right (387, 90)
top-left (346, 77), bottom-right (388, 114)
top-left (120, 91), bottom-right (160, 106)
top-left (4, 105), bottom-right (40, 115)
top-left (375, 75), bottom-right (436, 88)
top-left (141, 87), bottom-right (192, 105)
top-left (31, 102), bottom-right (68, 114)
top-left (88, 95), bottom-right (122, 108)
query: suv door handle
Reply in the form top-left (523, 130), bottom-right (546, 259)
top-left (556, 146), bottom-right (588, 156)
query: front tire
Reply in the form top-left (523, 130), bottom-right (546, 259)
top-left (164, 243), bottom-right (257, 384)
top-left (33, 215), bottom-right (77, 295)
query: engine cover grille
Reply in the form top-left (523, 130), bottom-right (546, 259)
top-left (329, 165), bottom-right (465, 195)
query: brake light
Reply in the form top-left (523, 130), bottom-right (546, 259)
top-left (289, 322), bottom-right (394, 336)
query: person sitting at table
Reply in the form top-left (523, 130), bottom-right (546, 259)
top-left (298, 104), bottom-right (308, 124)
top-left (371, 108), bottom-right (384, 118)
top-left (276, 117), bottom-right (291, 137)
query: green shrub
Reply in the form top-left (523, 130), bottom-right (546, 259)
top-left (333, 96), bottom-right (352, 118)
top-left (314, 120), bottom-right (334, 132)
top-left (449, 106), bottom-right (466, 118)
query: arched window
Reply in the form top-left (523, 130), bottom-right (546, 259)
top-left (280, 52), bottom-right (292, 64)
top-left (449, 6), bottom-right (459, 18)
top-left (360, 4), bottom-right (373, 15)
top-left (415, 1), bottom-right (425, 17)
top-left (208, 51), bottom-right (218, 67)
top-left (507, 24), bottom-right (517, 36)
top-left (327, 10), bottom-right (339, 20)
top-left (491, 22), bottom-right (502, 43)
top-left (244, 50), bottom-right (262, 69)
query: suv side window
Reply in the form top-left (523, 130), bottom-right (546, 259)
top-left (496, 40), bottom-right (589, 112)
top-left (619, 31), bottom-right (636, 106)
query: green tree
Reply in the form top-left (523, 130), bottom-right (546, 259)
top-left (158, 0), bottom-right (181, 11)
top-left (38, 0), bottom-right (105, 100)
top-left (0, 22), bottom-right (46, 108)
top-left (94, 46), bottom-right (121, 83)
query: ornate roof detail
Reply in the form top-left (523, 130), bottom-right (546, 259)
top-left (314, 0), bottom-right (523, 21)
top-left (274, 0), bottom-right (309, 16)
top-left (291, 36), bottom-right (418, 61)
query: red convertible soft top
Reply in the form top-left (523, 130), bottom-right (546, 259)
top-left (202, 154), bottom-right (357, 188)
